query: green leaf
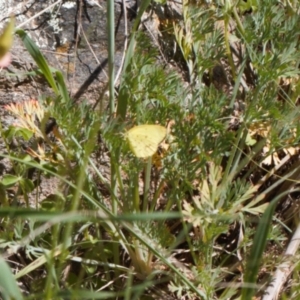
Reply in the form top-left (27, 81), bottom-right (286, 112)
top-left (15, 29), bottom-right (59, 94)
top-left (40, 194), bottom-right (64, 211)
top-left (19, 178), bottom-right (35, 193)
top-left (4, 126), bottom-right (33, 141)
top-left (0, 256), bottom-right (23, 300)
top-left (56, 70), bottom-right (70, 103)
top-left (16, 127), bottom-right (34, 140)
top-left (238, 0), bottom-right (258, 12)
top-left (242, 202), bottom-right (269, 215)
top-left (1, 174), bottom-right (20, 187)
top-left (245, 132), bottom-right (257, 146)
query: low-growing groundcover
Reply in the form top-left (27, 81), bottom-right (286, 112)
top-left (1, 1), bottom-right (300, 299)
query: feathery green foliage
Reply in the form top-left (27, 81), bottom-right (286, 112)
top-left (1, 0), bottom-right (300, 299)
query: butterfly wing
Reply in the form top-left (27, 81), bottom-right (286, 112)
top-left (127, 125), bottom-right (167, 158)
top-left (0, 17), bottom-right (14, 60)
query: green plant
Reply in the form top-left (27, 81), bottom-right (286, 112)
top-left (1, 0), bottom-right (300, 299)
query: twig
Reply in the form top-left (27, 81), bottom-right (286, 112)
top-left (262, 223), bottom-right (300, 300)
top-left (18, 0), bottom-right (63, 28)
top-left (79, 23), bottom-right (103, 66)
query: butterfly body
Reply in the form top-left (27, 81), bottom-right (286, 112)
top-left (126, 125), bottom-right (167, 158)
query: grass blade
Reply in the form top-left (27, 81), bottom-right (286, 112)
top-left (241, 190), bottom-right (295, 299)
top-left (0, 256), bottom-right (23, 300)
top-left (55, 70), bottom-right (70, 102)
top-left (15, 29), bottom-right (59, 95)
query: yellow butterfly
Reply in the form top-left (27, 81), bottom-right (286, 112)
top-left (126, 124), bottom-right (167, 158)
top-left (0, 17), bottom-right (14, 61)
